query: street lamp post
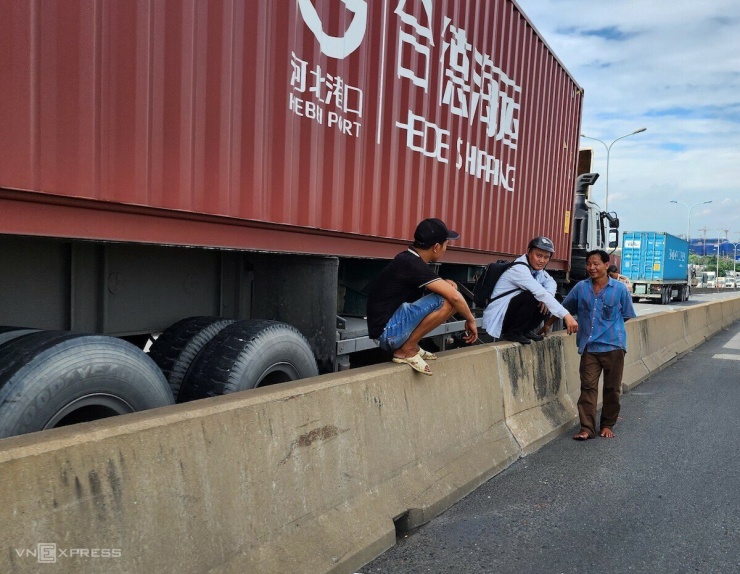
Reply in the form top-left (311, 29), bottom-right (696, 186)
top-left (708, 229), bottom-right (726, 288)
top-left (580, 128), bottom-right (647, 214)
top-left (669, 200), bottom-right (712, 289)
top-left (729, 242), bottom-right (739, 280)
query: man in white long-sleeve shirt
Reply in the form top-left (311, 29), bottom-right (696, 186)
top-left (482, 236), bottom-right (578, 344)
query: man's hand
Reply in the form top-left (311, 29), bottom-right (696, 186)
top-left (445, 279), bottom-right (458, 290)
top-left (463, 319), bottom-right (478, 344)
top-left (564, 314), bottom-right (578, 335)
top-left (538, 301), bottom-right (548, 315)
top-left (538, 323), bottom-right (550, 337)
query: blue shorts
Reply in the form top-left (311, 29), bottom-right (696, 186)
top-left (376, 294), bottom-right (445, 351)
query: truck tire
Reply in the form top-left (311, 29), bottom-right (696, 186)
top-left (684, 286), bottom-right (690, 302)
top-left (179, 320), bottom-right (319, 401)
top-left (0, 327), bottom-right (41, 348)
top-left (672, 286), bottom-right (686, 303)
top-left (148, 316), bottom-right (235, 401)
top-left (0, 332), bottom-right (174, 438)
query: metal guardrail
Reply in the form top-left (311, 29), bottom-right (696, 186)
top-left (336, 317), bottom-right (484, 356)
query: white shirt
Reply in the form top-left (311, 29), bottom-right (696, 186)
top-left (481, 254), bottom-right (570, 338)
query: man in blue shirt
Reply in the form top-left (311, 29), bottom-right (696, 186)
top-left (544, 249), bottom-right (636, 440)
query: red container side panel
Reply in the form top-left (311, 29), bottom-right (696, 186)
top-left (0, 0), bottom-right (583, 268)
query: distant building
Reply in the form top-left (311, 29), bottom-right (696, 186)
top-left (690, 238), bottom-right (739, 258)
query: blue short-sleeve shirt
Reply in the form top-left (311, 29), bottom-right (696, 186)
top-left (562, 277), bottom-right (637, 354)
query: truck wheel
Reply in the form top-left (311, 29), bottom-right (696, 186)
top-left (148, 316), bottom-right (235, 401)
top-left (632, 296), bottom-right (640, 304)
top-left (0, 327), bottom-right (41, 348)
top-left (0, 332), bottom-right (174, 438)
top-left (671, 286), bottom-right (681, 302)
top-left (660, 287), bottom-right (669, 305)
top-left (179, 320), bottom-right (319, 401)
top-left (684, 286), bottom-right (690, 302)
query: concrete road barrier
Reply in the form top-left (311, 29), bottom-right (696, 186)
top-left (496, 337), bottom-right (576, 455)
top-left (621, 319), bottom-right (652, 392)
top-left (722, 298), bottom-right (740, 327)
top-left (638, 309), bottom-right (691, 373)
top-left (1, 346), bottom-right (521, 574)
top-left (707, 300), bottom-right (725, 333)
top-left (1, 298), bottom-right (739, 574)
top-left (683, 304), bottom-right (712, 349)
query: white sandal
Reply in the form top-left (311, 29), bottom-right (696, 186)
top-left (392, 352), bottom-right (432, 375)
top-left (417, 347), bottom-right (437, 360)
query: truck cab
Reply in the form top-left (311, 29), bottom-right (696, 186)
top-left (570, 171), bottom-right (620, 284)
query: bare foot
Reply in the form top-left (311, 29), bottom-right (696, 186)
top-left (599, 427), bottom-right (615, 438)
top-left (572, 431), bottom-right (591, 441)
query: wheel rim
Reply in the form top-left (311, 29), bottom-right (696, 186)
top-left (43, 393), bottom-right (136, 429)
top-left (255, 362), bottom-right (301, 387)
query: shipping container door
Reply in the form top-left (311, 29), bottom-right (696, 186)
top-left (664, 234), bottom-right (689, 280)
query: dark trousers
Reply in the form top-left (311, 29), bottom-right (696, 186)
top-left (501, 290), bottom-right (549, 335)
top-left (577, 349), bottom-right (625, 437)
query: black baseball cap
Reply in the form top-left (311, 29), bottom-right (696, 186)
top-left (414, 218), bottom-right (460, 248)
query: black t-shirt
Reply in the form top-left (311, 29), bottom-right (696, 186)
top-left (366, 249), bottom-right (440, 339)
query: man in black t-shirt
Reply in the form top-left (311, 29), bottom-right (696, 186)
top-left (366, 218), bottom-right (478, 375)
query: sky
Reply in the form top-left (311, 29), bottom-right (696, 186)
top-left (515, 0), bottom-right (740, 246)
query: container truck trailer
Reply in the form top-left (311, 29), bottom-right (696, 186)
top-left (622, 231), bottom-right (691, 304)
top-left (0, 0), bottom-right (612, 438)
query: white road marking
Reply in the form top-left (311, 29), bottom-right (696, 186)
top-left (721, 332), bottom-right (740, 350)
top-left (712, 354), bottom-right (740, 361)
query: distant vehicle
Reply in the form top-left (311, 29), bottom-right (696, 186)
top-left (702, 271), bottom-right (717, 288)
top-left (622, 232), bottom-right (690, 304)
top-left (724, 279), bottom-right (736, 288)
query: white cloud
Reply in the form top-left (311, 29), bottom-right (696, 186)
top-left (516, 0), bottom-right (740, 240)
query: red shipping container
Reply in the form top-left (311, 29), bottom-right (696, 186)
top-left (0, 0), bottom-right (582, 269)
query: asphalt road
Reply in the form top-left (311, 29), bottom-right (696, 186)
top-left (361, 321), bottom-right (740, 574)
top-left (632, 290), bottom-right (740, 316)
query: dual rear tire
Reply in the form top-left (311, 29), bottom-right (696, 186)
top-left (0, 318), bottom-right (318, 438)
top-left (149, 318), bottom-right (318, 402)
top-left (657, 285), bottom-right (689, 304)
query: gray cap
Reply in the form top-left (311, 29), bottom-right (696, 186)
top-left (527, 236), bottom-right (555, 253)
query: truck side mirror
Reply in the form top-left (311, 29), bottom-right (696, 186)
top-left (603, 212), bottom-right (619, 229)
top-left (608, 228), bottom-right (619, 249)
